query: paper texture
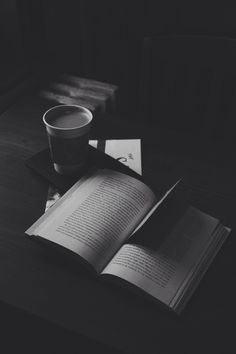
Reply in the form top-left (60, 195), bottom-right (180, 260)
top-left (102, 207), bottom-right (221, 307)
top-left (89, 139), bottom-right (142, 175)
top-left (28, 169), bottom-right (156, 272)
top-left (45, 139), bottom-right (142, 211)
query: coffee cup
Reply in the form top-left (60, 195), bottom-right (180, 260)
top-left (43, 104), bottom-right (93, 175)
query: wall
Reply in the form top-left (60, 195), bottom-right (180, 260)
top-left (39, 1), bottom-right (236, 115)
top-left (3, 1), bottom-right (236, 114)
top-left (0, 0), bottom-right (24, 91)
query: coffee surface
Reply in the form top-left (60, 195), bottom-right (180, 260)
top-left (50, 110), bottom-right (90, 129)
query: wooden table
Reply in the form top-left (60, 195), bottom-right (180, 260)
top-left (0, 94), bottom-right (235, 353)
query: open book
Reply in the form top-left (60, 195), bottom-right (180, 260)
top-left (26, 169), bottom-right (230, 313)
top-left (45, 139), bottom-right (142, 211)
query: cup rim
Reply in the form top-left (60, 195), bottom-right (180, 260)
top-left (43, 104), bottom-right (93, 131)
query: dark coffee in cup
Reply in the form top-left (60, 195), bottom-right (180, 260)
top-left (43, 105), bottom-right (93, 175)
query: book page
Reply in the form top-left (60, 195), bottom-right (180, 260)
top-left (101, 207), bottom-right (220, 307)
top-left (26, 169), bottom-right (157, 273)
top-left (45, 139), bottom-right (142, 211)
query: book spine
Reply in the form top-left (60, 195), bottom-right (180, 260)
top-left (59, 74), bottom-right (118, 91)
top-left (59, 74), bottom-right (118, 108)
top-left (49, 82), bottom-right (110, 101)
top-left (47, 82), bottom-right (110, 111)
top-left (38, 90), bottom-right (99, 113)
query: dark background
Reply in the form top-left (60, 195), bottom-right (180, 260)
top-left (2, 0), bottom-right (236, 114)
top-left (1, 1), bottom-right (236, 353)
